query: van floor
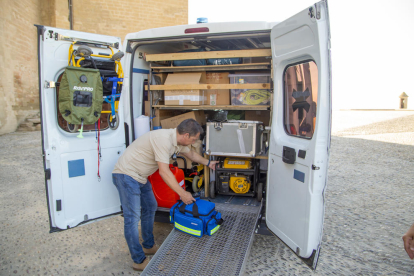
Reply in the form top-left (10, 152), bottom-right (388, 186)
top-left (142, 195), bottom-right (261, 276)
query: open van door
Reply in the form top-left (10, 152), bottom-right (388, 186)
top-left (35, 26), bottom-right (126, 232)
top-left (266, 0), bottom-right (331, 269)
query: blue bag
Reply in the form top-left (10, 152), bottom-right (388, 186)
top-left (170, 198), bottom-right (223, 237)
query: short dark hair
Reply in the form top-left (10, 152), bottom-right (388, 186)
top-left (177, 119), bottom-right (203, 137)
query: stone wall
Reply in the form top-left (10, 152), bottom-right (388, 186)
top-left (0, 0), bottom-right (187, 135)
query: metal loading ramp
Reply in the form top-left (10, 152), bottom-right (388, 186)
top-left (142, 201), bottom-right (261, 276)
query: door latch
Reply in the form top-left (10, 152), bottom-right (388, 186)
top-left (214, 122), bottom-right (223, 131)
top-left (282, 146), bottom-right (296, 164)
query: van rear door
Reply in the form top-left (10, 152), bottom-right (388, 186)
top-left (35, 26), bottom-right (125, 232)
top-left (266, 0), bottom-right (331, 269)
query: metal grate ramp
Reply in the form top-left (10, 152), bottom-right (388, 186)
top-left (142, 202), bottom-right (261, 276)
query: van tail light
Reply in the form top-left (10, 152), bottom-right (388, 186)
top-left (185, 27), bottom-right (209, 34)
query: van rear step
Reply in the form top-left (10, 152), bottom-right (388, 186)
top-left (142, 201), bottom-right (262, 276)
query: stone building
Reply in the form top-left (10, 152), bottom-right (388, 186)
top-left (0, 0), bottom-right (187, 135)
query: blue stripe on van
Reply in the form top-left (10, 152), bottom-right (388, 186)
top-left (293, 169), bottom-right (305, 183)
top-left (133, 68), bottom-right (149, 74)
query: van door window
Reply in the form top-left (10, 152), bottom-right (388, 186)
top-left (283, 61), bottom-right (318, 138)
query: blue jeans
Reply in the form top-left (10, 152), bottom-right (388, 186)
top-left (112, 173), bottom-right (158, 264)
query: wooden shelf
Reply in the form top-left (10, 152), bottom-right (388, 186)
top-left (151, 62), bottom-right (271, 73)
top-left (206, 153), bottom-right (269, 160)
top-left (148, 83), bottom-right (270, 91)
top-left (146, 49), bottom-right (271, 62)
top-left (152, 105), bottom-right (270, 111)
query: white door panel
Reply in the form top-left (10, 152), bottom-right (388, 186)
top-left (267, 1), bottom-right (331, 269)
top-left (37, 26), bottom-right (125, 231)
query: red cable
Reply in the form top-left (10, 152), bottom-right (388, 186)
top-left (97, 119), bottom-right (101, 179)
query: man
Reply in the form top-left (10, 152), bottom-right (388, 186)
top-left (403, 223), bottom-right (414, 259)
top-left (112, 119), bottom-right (218, 271)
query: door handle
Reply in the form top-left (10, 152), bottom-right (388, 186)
top-left (282, 146), bottom-right (296, 164)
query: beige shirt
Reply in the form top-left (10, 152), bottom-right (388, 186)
top-left (112, 128), bottom-right (190, 183)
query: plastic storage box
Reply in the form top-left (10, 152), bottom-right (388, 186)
top-left (229, 73), bottom-right (271, 105)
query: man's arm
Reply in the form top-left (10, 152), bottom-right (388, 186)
top-left (403, 223), bottom-right (414, 259)
top-left (157, 162), bottom-right (195, 205)
top-left (180, 151), bottom-right (219, 170)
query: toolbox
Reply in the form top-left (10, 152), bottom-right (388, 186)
top-left (206, 120), bottom-right (264, 157)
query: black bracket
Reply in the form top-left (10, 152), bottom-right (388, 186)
top-left (282, 146), bottom-right (296, 164)
top-left (56, 200), bottom-right (62, 211)
top-left (45, 168), bottom-right (51, 180)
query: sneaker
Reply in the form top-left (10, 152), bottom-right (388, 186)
top-left (143, 244), bottom-right (159, 255)
top-left (132, 258), bottom-right (150, 271)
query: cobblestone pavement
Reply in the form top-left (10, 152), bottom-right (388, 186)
top-left (1, 111), bottom-right (414, 275)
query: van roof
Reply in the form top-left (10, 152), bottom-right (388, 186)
top-left (125, 21), bottom-right (279, 41)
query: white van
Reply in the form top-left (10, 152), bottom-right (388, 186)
top-left (36, 0), bottom-right (331, 273)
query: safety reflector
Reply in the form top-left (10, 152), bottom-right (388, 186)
top-left (174, 222), bottom-right (202, 236)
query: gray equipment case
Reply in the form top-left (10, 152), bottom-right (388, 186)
top-left (206, 120), bottom-right (264, 157)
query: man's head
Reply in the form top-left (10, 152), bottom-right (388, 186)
top-left (176, 119), bottom-right (203, 146)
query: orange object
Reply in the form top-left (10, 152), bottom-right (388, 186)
top-left (149, 164), bottom-right (185, 208)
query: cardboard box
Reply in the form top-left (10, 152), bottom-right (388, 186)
top-left (205, 72), bottom-right (230, 106)
top-left (161, 111), bottom-right (206, 129)
top-left (152, 109), bottom-right (180, 127)
top-left (164, 73), bottom-right (206, 106)
top-left (144, 101), bottom-right (150, 116)
top-left (171, 140), bottom-right (203, 169)
top-left (245, 110), bottom-right (271, 126)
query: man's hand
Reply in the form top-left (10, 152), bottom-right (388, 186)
top-left (181, 191), bottom-right (195, 205)
top-left (180, 151), bottom-right (219, 171)
top-left (208, 160), bottom-right (219, 171)
top-left (403, 223), bottom-right (414, 259)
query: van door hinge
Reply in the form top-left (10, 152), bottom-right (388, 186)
top-left (308, 7), bottom-right (315, 18)
top-left (315, 3), bottom-right (321, 19)
top-left (45, 169), bottom-right (51, 180)
top-left (45, 81), bottom-right (56, 88)
top-left (312, 165), bottom-right (320, 170)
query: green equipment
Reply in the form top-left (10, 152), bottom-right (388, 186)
top-left (59, 66), bottom-right (104, 128)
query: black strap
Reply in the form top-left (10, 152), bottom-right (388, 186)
top-left (64, 110), bottom-right (71, 116)
top-left (178, 203), bottom-right (186, 214)
top-left (192, 203), bottom-right (199, 218)
top-left (172, 200), bottom-right (182, 222)
top-left (88, 57), bottom-right (98, 69)
top-left (178, 201), bottom-right (199, 218)
top-left (205, 212), bottom-right (224, 233)
top-left (94, 111), bottom-right (99, 117)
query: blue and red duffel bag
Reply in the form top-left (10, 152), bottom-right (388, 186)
top-left (170, 198), bottom-right (223, 237)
